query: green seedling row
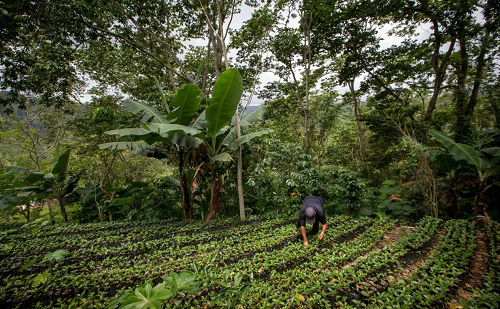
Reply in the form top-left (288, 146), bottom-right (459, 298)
top-left (0, 217), bottom-right (290, 274)
top-left (0, 216), bottom-right (497, 309)
top-left (457, 221), bottom-right (500, 309)
top-left (186, 217), bottom-right (372, 306)
top-left (365, 219), bottom-right (476, 309)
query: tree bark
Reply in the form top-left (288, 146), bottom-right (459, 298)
top-left (348, 80), bottom-right (365, 167)
top-left (474, 181), bottom-right (490, 221)
top-left (206, 168), bottom-right (220, 221)
top-left (446, 182), bottom-right (459, 219)
top-left (466, 30), bottom-right (490, 118)
top-left (454, 34), bottom-right (473, 144)
top-left (179, 152), bottom-right (193, 220)
top-left (490, 95), bottom-right (500, 129)
top-left (302, 8), bottom-right (313, 156)
top-left (47, 201), bottom-right (54, 223)
top-left (236, 117), bottom-right (245, 221)
top-left (423, 37), bottom-right (456, 123)
top-left (58, 197), bottom-right (68, 223)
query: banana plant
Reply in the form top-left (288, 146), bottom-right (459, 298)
top-left (100, 68), bottom-right (271, 221)
top-left (429, 129), bottom-right (500, 219)
top-left (3, 148), bottom-right (81, 223)
top-left (99, 84), bottom-right (203, 219)
top-left (196, 69), bottom-right (271, 220)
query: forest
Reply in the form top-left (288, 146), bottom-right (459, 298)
top-left (0, 0), bottom-right (499, 308)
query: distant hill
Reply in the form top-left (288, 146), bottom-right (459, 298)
top-left (241, 105), bottom-right (260, 119)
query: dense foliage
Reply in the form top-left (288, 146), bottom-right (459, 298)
top-left (1, 0), bottom-right (499, 223)
top-left (1, 0), bottom-right (500, 305)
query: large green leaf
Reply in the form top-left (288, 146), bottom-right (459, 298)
top-left (43, 249), bottom-right (69, 262)
top-left (120, 283), bottom-right (172, 309)
top-left (484, 166), bottom-right (500, 179)
top-left (206, 69), bottom-right (243, 137)
top-left (110, 196), bottom-right (135, 207)
top-left (211, 152), bottom-right (232, 162)
top-left (75, 188), bottom-right (95, 195)
top-left (51, 149), bottom-right (70, 175)
top-left (191, 110), bottom-right (207, 130)
top-left (99, 142), bottom-right (167, 159)
top-left (429, 130), bottom-right (481, 168)
top-left (25, 172), bottom-right (45, 183)
top-left (4, 165), bottom-right (29, 175)
top-left (32, 271), bottom-right (50, 287)
top-left (222, 106), bottom-right (266, 147)
top-left (163, 271), bottom-right (199, 294)
top-left (0, 194), bottom-right (17, 206)
top-left (482, 147), bottom-right (500, 157)
top-left (123, 99), bottom-right (169, 124)
top-left (240, 105), bottom-right (266, 129)
top-left (166, 132), bottom-right (202, 148)
top-left (11, 186), bottom-right (40, 191)
top-left (106, 128), bottom-right (152, 137)
top-left (167, 84), bottom-right (202, 125)
top-left (146, 123), bottom-right (201, 136)
top-left (435, 153), bottom-right (461, 173)
top-left (227, 130), bottom-right (272, 151)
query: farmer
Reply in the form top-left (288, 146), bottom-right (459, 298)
top-left (297, 196), bottom-right (327, 247)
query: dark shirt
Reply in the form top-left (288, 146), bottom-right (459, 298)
top-left (297, 196), bottom-right (327, 227)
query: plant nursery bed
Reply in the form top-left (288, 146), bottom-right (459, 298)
top-left (1, 216), bottom-right (499, 309)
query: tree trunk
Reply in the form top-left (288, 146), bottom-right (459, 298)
top-left (179, 152), bottom-right (193, 220)
top-left (348, 80), bottom-right (365, 167)
top-left (58, 198), bottom-right (68, 223)
top-left (490, 96), bottom-right (500, 129)
top-left (47, 201), bottom-right (54, 223)
top-left (236, 114), bottom-right (245, 221)
top-left (206, 168), bottom-right (220, 221)
top-left (474, 181), bottom-right (490, 221)
top-left (454, 35), bottom-right (473, 144)
top-left (446, 182), bottom-right (459, 219)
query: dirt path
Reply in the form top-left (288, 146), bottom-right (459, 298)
top-left (447, 231), bottom-right (488, 308)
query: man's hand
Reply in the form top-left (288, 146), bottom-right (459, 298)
top-left (303, 240), bottom-right (309, 247)
top-left (318, 232), bottom-right (325, 241)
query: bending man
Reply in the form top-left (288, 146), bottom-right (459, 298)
top-left (297, 196), bottom-right (327, 247)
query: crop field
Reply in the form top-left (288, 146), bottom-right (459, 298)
top-left (1, 216), bottom-right (499, 308)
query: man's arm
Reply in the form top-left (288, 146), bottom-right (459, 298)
top-left (300, 226), bottom-right (309, 247)
top-left (318, 223), bottom-right (327, 240)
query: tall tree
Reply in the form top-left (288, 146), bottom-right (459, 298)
top-left (1, 0), bottom-right (86, 108)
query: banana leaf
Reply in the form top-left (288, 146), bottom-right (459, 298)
top-left (167, 84), bottom-right (202, 126)
top-left (105, 128), bottom-right (152, 137)
top-left (227, 130), bottom-right (272, 151)
top-left (482, 147), bottom-right (500, 157)
top-left (211, 152), bottom-right (232, 162)
top-left (99, 142), bottom-right (167, 159)
top-left (429, 130), bottom-right (481, 168)
top-left (191, 110), bottom-right (207, 130)
top-left (123, 98), bottom-right (169, 124)
top-left (51, 149), bottom-right (70, 175)
top-left (25, 172), bottom-right (45, 183)
top-left (4, 165), bottom-right (29, 175)
top-left (146, 123), bottom-right (201, 136)
top-left (222, 106), bottom-right (266, 147)
top-left (206, 69), bottom-right (243, 137)
top-left (166, 132), bottom-right (202, 148)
